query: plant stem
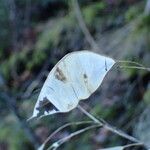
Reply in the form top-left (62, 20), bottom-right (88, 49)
top-left (77, 104), bottom-right (141, 143)
top-left (77, 105), bottom-right (101, 124)
top-left (116, 60), bottom-right (145, 67)
top-left (119, 66), bottom-right (150, 72)
top-left (39, 121), bottom-right (93, 150)
top-left (116, 60), bottom-right (150, 72)
top-left (49, 124), bottom-right (101, 150)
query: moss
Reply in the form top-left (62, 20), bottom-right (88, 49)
top-left (1, 13), bottom-right (77, 74)
top-left (117, 21), bottom-right (150, 78)
top-left (143, 15), bottom-right (150, 27)
top-left (10, 130), bottom-right (30, 150)
top-left (82, 1), bottom-right (106, 26)
top-left (143, 89), bottom-right (150, 104)
top-left (35, 14), bottom-right (75, 51)
top-left (122, 68), bottom-right (137, 78)
top-left (121, 55), bottom-right (148, 78)
top-left (137, 15), bottom-right (150, 31)
top-left (27, 15), bottom-right (76, 71)
top-left (26, 49), bottom-right (47, 70)
top-left (0, 50), bottom-right (30, 80)
top-left (125, 4), bottom-right (143, 22)
top-left (0, 48), bottom-right (3, 60)
top-left (91, 104), bottom-right (118, 121)
top-left (35, 23), bottom-right (61, 51)
top-left (1, 2), bottom-right (108, 74)
top-left (0, 61), bottom-right (10, 80)
top-left (64, 132), bottom-right (93, 150)
top-left (1, 14), bottom-right (76, 75)
top-left (0, 116), bottom-right (30, 150)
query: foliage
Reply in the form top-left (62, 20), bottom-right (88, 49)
top-left (0, 116), bottom-right (32, 150)
top-left (125, 3), bottom-right (144, 22)
top-left (143, 89), bottom-right (150, 104)
top-left (82, 1), bottom-right (106, 26)
top-left (0, 0), bottom-right (150, 149)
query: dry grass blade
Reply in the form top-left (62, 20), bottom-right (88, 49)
top-left (48, 124), bottom-right (102, 150)
top-left (38, 120), bottom-right (94, 150)
top-left (77, 104), bottom-right (141, 143)
top-left (97, 143), bottom-right (144, 150)
top-left (117, 60), bottom-right (145, 67)
top-left (119, 66), bottom-right (150, 72)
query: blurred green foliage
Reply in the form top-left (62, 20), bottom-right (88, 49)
top-left (0, 0), bottom-right (150, 150)
top-left (0, 115), bottom-right (32, 150)
top-left (125, 4), bottom-right (143, 22)
top-left (143, 89), bottom-right (150, 104)
top-left (82, 1), bottom-right (106, 26)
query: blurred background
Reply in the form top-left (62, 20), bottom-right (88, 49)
top-left (0, 0), bottom-right (150, 149)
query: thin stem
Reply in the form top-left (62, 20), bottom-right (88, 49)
top-left (117, 60), bottom-right (145, 67)
top-left (124, 143), bottom-right (144, 148)
top-left (77, 105), bottom-right (101, 124)
top-left (39, 121), bottom-right (93, 150)
top-left (77, 104), bottom-right (141, 143)
top-left (97, 143), bottom-right (144, 150)
top-left (48, 124), bottom-right (101, 150)
top-left (103, 122), bottom-right (140, 143)
top-left (119, 65), bottom-right (150, 72)
top-left (115, 60), bottom-right (150, 72)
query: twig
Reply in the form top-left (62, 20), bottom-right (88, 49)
top-left (97, 143), bottom-right (144, 150)
top-left (39, 121), bottom-right (94, 150)
top-left (77, 104), bottom-right (141, 143)
top-left (119, 66), bottom-right (150, 72)
top-left (77, 105), bottom-right (102, 124)
top-left (117, 60), bottom-right (145, 67)
top-left (124, 142), bottom-right (144, 148)
top-left (72, 0), bottom-right (100, 51)
top-left (116, 60), bottom-right (150, 72)
top-left (48, 124), bottom-right (101, 150)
